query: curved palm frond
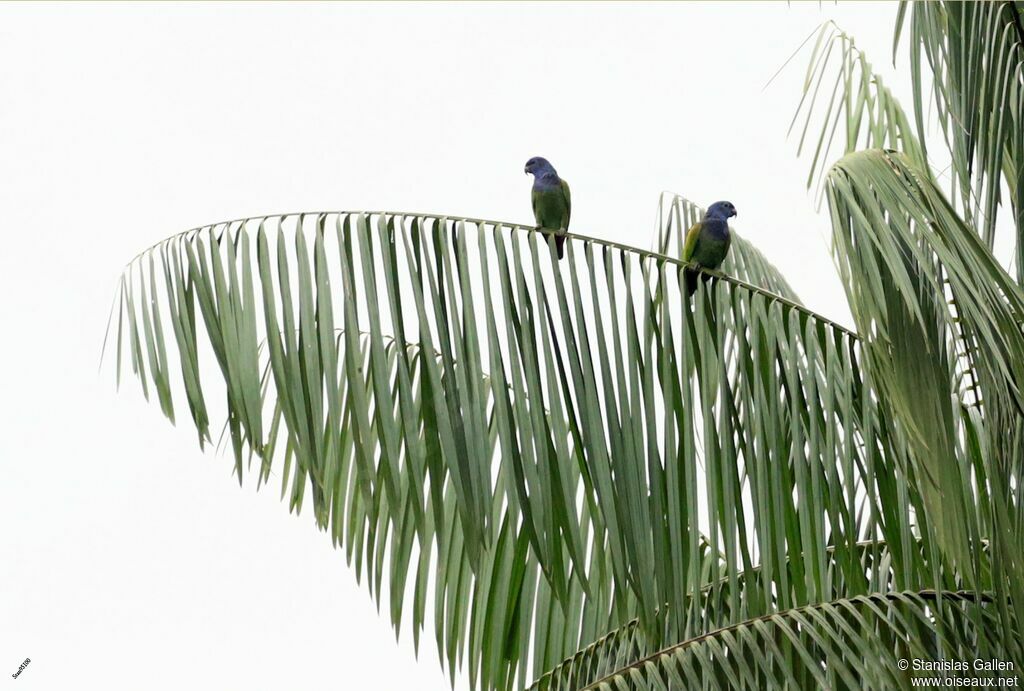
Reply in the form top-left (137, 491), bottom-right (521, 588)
top-left (111, 210), bottom-right (944, 689)
top-left (574, 590), bottom-right (1011, 691)
top-left (791, 9), bottom-right (1024, 627)
top-left (531, 538), bottom-right (921, 691)
top-left (826, 148), bottom-right (1024, 664)
top-left (790, 22), bottom-right (929, 199)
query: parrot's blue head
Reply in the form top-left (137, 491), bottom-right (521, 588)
top-left (706, 201), bottom-right (738, 220)
top-left (524, 156), bottom-right (557, 177)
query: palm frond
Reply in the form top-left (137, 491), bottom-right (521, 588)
top-left (826, 148), bottom-right (1024, 660)
top-left (112, 208), bottom-right (978, 689)
top-left (573, 590), bottom-right (1011, 691)
top-left (899, 1), bottom-right (1024, 255)
top-left (791, 22), bottom-right (929, 200)
top-left (531, 538), bottom-right (918, 691)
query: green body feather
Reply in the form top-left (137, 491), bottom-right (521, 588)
top-left (683, 220), bottom-right (732, 296)
top-left (532, 179), bottom-right (571, 258)
top-left (682, 221), bottom-right (731, 269)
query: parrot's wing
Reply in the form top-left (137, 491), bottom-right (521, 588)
top-left (682, 221), bottom-right (702, 262)
top-left (560, 179), bottom-right (571, 229)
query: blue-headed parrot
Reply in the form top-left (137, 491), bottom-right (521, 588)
top-left (683, 201), bottom-right (737, 296)
top-left (525, 156), bottom-right (571, 259)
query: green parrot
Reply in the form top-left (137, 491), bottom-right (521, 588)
top-left (683, 201), bottom-right (737, 296)
top-left (524, 156), bottom-right (571, 259)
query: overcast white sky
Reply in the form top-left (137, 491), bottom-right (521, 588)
top-left (1, 3), bottom-right (905, 689)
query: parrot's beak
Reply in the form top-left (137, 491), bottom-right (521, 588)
top-left (524, 168), bottom-right (530, 175)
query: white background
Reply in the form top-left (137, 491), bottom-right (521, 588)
top-left (1, 3), bottom-right (904, 689)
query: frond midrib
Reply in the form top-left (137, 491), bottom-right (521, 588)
top-left (580, 589), bottom-right (998, 691)
top-left (125, 208), bottom-right (859, 340)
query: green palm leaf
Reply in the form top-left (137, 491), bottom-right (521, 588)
top-left (827, 148), bottom-right (1024, 658)
top-left (111, 209), bottom-right (971, 689)
top-left (573, 590), bottom-right (1009, 691)
top-left (791, 22), bottom-right (929, 196)
top-left (899, 1), bottom-right (1024, 254)
top-left (531, 538), bottom-right (913, 691)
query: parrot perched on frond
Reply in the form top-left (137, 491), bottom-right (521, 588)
top-left (525, 156), bottom-right (571, 259)
top-left (683, 201), bottom-right (737, 296)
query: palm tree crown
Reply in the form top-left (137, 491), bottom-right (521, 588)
top-left (110, 4), bottom-right (1024, 688)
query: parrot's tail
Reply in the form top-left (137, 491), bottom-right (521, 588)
top-left (556, 234), bottom-right (566, 260)
top-left (684, 268), bottom-right (709, 298)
